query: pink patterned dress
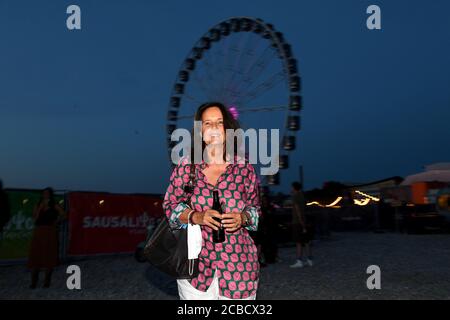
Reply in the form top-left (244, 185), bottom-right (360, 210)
top-left (163, 156), bottom-right (262, 299)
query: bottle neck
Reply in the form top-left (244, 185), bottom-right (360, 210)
top-left (213, 191), bottom-right (219, 203)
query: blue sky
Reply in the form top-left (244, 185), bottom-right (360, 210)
top-left (0, 0), bottom-right (449, 194)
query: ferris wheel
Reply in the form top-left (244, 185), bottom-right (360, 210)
top-left (166, 17), bottom-right (303, 185)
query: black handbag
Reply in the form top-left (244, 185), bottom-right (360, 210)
top-left (143, 163), bottom-right (199, 279)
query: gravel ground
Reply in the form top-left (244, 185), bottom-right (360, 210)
top-left (1, 232), bottom-right (450, 300)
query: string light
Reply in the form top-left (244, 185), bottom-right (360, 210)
top-left (307, 189), bottom-right (382, 208)
top-left (354, 198), bottom-right (371, 206)
top-left (354, 190), bottom-right (380, 202)
top-left (326, 197), bottom-right (343, 207)
top-left (307, 197), bottom-right (343, 207)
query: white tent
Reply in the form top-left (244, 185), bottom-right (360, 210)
top-left (401, 162), bottom-right (450, 186)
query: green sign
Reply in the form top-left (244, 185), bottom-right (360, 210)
top-left (0, 190), bottom-right (64, 261)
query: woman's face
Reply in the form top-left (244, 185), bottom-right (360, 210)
top-left (43, 190), bottom-right (51, 200)
top-left (201, 106), bottom-right (225, 145)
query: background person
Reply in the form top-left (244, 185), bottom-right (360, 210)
top-left (27, 187), bottom-right (66, 288)
top-left (0, 180), bottom-right (11, 240)
top-left (290, 182), bottom-right (314, 268)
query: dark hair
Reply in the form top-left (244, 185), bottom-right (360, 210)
top-left (292, 182), bottom-right (302, 191)
top-left (190, 102), bottom-right (241, 163)
top-left (40, 187), bottom-right (56, 208)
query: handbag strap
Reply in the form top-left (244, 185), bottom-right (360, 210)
top-left (188, 163), bottom-right (195, 185)
top-left (183, 163), bottom-right (196, 208)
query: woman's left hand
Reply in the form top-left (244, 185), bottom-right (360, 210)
top-left (221, 212), bottom-right (243, 232)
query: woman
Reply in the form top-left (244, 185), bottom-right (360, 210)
top-left (163, 102), bottom-right (261, 300)
top-left (0, 179), bottom-right (11, 238)
top-left (27, 187), bottom-right (66, 288)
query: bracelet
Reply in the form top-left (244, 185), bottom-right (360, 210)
top-left (241, 212), bottom-right (250, 227)
top-left (187, 209), bottom-right (195, 225)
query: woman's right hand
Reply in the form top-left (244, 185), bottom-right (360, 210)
top-left (195, 209), bottom-right (222, 230)
top-left (37, 201), bottom-right (44, 212)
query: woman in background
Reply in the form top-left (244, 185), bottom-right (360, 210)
top-left (27, 187), bottom-right (66, 288)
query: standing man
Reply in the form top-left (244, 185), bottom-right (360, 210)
top-left (0, 180), bottom-right (11, 241)
top-left (290, 182), bottom-right (314, 268)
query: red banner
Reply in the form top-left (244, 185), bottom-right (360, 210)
top-left (67, 192), bottom-right (163, 255)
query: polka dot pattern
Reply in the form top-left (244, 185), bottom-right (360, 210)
top-left (162, 157), bottom-right (261, 299)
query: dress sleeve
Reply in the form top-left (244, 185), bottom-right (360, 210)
top-left (162, 158), bottom-right (191, 229)
top-left (243, 163), bottom-right (261, 232)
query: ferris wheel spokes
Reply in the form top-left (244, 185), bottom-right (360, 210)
top-left (235, 70), bottom-right (287, 106)
top-left (222, 33), bottom-right (261, 102)
top-left (228, 45), bottom-right (278, 104)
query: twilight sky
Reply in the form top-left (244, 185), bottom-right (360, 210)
top-left (0, 0), bottom-right (449, 194)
